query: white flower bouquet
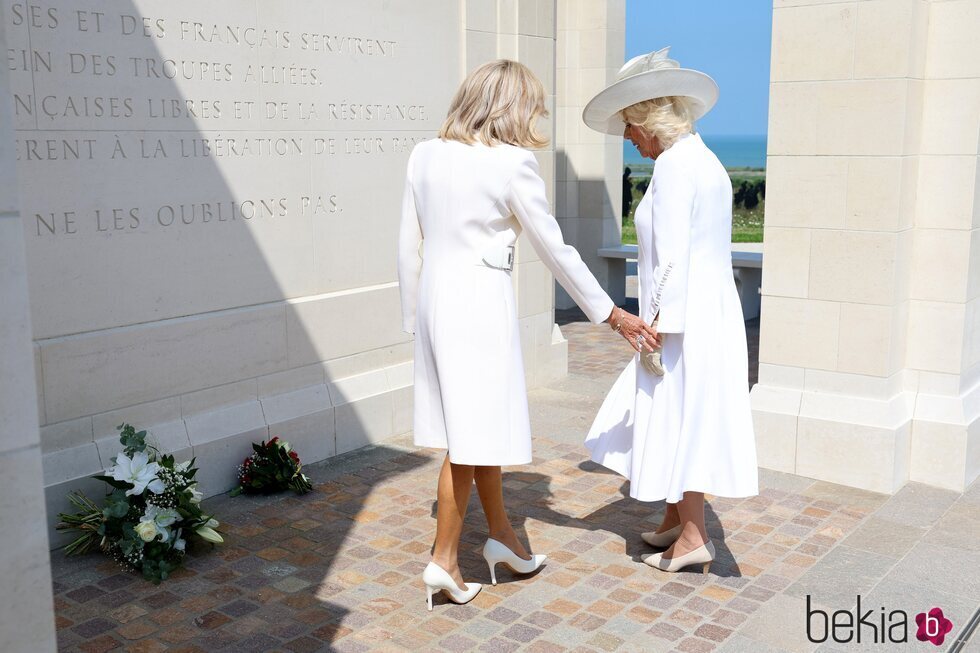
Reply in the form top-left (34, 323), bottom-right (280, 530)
top-left (56, 423), bottom-right (224, 584)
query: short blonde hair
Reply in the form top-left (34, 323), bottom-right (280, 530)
top-left (439, 59), bottom-right (549, 148)
top-left (621, 96), bottom-right (696, 150)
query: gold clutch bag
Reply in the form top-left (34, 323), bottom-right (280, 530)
top-left (641, 318), bottom-right (665, 376)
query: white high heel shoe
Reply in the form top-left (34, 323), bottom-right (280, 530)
top-left (422, 561), bottom-right (482, 611)
top-left (482, 538), bottom-right (547, 585)
top-left (640, 524), bottom-right (682, 548)
top-left (641, 539), bottom-right (715, 574)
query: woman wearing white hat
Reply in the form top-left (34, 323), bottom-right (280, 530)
top-left (583, 47), bottom-right (759, 574)
top-left (398, 59), bottom-right (660, 609)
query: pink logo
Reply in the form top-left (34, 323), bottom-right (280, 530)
top-left (915, 607), bottom-right (953, 646)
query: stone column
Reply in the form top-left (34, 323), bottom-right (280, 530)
top-left (0, 4), bottom-right (58, 650)
top-left (752, 0), bottom-right (979, 494)
top-left (905, 0), bottom-right (980, 492)
top-left (465, 0), bottom-right (569, 386)
top-left (555, 0), bottom-right (626, 309)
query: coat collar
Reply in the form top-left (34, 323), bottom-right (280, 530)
top-left (657, 131), bottom-right (700, 161)
top-left (674, 131), bottom-right (700, 148)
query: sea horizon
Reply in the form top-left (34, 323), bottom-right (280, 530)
top-left (624, 133), bottom-right (768, 170)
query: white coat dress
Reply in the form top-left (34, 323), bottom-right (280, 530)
top-left (398, 138), bottom-right (615, 466)
top-left (584, 132), bottom-right (758, 503)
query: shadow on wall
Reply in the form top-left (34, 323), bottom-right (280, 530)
top-left (553, 149), bottom-right (624, 307)
top-left (4, 0), bottom-right (446, 649)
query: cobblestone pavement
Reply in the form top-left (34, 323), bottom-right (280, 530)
top-left (50, 310), bottom-right (978, 653)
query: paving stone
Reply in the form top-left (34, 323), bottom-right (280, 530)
top-left (871, 482), bottom-right (960, 528)
top-left (840, 517), bottom-right (928, 558)
top-left (919, 508), bottom-right (980, 554)
top-left (677, 635), bottom-right (716, 652)
top-left (785, 546), bottom-right (896, 609)
top-left (736, 593), bottom-right (822, 652)
top-left (886, 542), bottom-right (980, 601)
top-left (71, 617), bottom-right (117, 638)
top-left (716, 633), bottom-right (795, 652)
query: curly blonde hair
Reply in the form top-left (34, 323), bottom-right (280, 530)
top-left (621, 96), bottom-right (696, 150)
top-left (439, 59), bottom-right (549, 148)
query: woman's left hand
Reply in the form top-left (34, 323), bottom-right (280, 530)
top-left (606, 307), bottom-right (661, 353)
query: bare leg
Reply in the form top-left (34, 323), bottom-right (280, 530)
top-left (661, 492), bottom-right (708, 559)
top-left (655, 501), bottom-right (681, 533)
top-left (431, 454), bottom-right (475, 590)
top-left (473, 466), bottom-right (531, 560)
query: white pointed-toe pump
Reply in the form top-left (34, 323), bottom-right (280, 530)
top-left (640, 524), bottom-right (683, 548)
top-left (641, 539), bottom-right (715, 574)
top-left (482, 537), bottom-right (547, 585)
top-left (422, 561), bottom-right (482, 611)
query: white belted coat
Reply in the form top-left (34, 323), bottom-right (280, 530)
top-left (584, 132), bottom-right (758, 502)
top-left (398, 138), bottom-right (615, 466)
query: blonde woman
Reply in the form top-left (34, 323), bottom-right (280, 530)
top-left (397, 59), bottom-right (659, 609)
top-left (584, 48), bottom-right (759, 574)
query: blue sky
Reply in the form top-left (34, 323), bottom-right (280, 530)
top-left (626, 0), bottom-right (773, 137)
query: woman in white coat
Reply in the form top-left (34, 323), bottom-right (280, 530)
top-left (398, 59), bottom-right (659, 608)
top-left (583, 48), bottom-right (759, 574)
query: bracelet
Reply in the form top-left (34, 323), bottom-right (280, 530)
top-left (613, 308), bottom-right (625, 332)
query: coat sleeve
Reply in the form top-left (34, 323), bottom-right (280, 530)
top-left (397, 146), bottom-right (422, 334)
top-left (649, 155), bottom-right (695, 333)
top-left (504, 150), bottom-right (615, 325)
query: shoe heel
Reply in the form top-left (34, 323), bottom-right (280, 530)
top-left (426, 584), bottom-right (434, 611)
top-left (487, 560), bottom-right (498, 585)
top-left (701, 562), bottom-right (711, 575)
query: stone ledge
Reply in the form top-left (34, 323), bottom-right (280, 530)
top-left (753, 376), bottom-right (980, 494)
top-left (42, 363), bottom-right (414, 552)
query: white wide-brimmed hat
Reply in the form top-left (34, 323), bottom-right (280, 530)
top-left (582, 46), bottom-right (719, 136)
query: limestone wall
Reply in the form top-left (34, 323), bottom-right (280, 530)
top-left (555, 0), bottom-right (626, 308)
top-left (0, 2), bottom-right (58, 649)
top-left (0, 0), bottom-right (574, 548)
top-left (752, 0), bottom-right (980, 493)
top-left (465, 0), bottom-right (570, 387)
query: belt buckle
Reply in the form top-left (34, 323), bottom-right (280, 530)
top-left (503, 245), bottom-right (515, 271)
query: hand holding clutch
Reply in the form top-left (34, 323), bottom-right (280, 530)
top-left (641, 318), bottom-right (665, 376)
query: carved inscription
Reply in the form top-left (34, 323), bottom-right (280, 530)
top-left (5, 1), bottom-right (446, 238)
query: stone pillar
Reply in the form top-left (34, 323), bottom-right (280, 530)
top-left (752, 0), bottom-right (979, 494)
top-left (905, 0), bottom-right (980, 492)
top-left (0, 4), bottom-right (58, 650)
top-left (465, 0), bottom-right (569, 386)
top-left (555, 0), bottom-right (626, 309)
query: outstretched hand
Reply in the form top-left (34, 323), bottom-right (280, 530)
top-left (605, 307), bottom-right (661, 353)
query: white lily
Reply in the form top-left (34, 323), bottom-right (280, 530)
top-left (187, 484), bottom-right (203, 504)
top-left (195, 525), bottom-right (224, 543)
top-left (108, 451), bottom-right (165, 496)
top-left (173, 527), bottom-right (186, 551)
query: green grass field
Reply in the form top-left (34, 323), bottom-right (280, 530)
top-left (621, 167), bottom-right (765, 244)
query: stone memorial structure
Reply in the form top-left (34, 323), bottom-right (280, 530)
top-left (0, 3), bottom-right (623, 647)
top-left (5, 0), bottom-right (462, 547)
top-left (751, 0), bottom-right (980, 495)
top-left (3, 1), bottom-right (977, 650)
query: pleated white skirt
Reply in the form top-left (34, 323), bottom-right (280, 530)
top-left (584, 283), bottom-right (759, 503)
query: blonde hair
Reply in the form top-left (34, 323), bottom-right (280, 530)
top-left (621, 96), bottom-right (696, 150)
top-left (439, 59), bottom-right (549, 148)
